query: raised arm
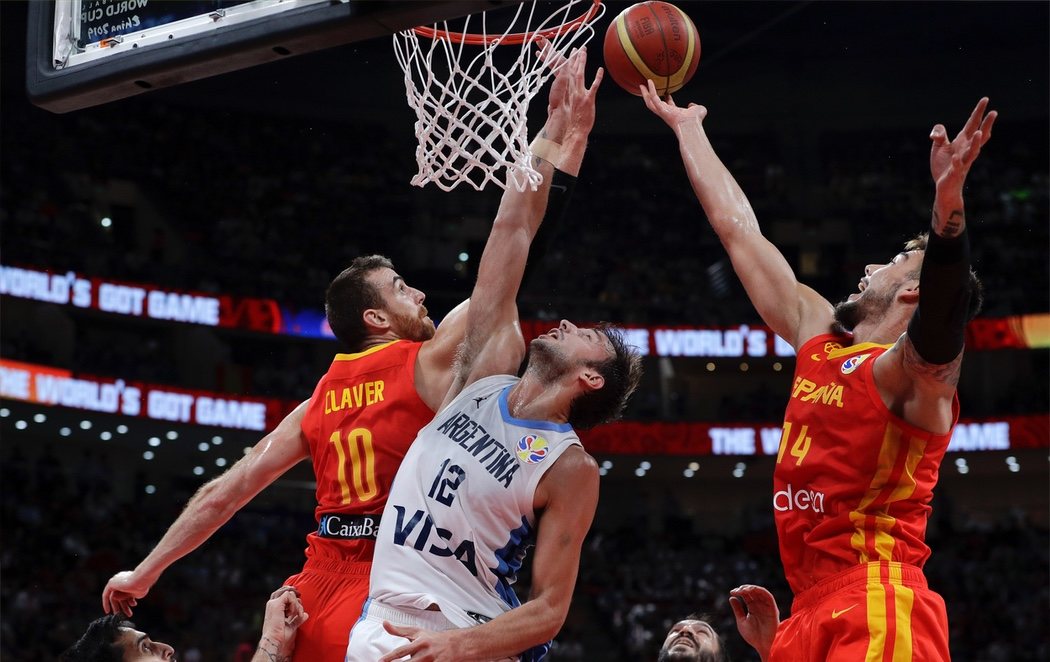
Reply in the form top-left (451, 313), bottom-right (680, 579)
top-left (379, 448), bottom-right (600, 661)
top-left (443, 46), bottom-right (603, 405)
top-left (729, 584), bottom-right (781, 662)
top-left (876, 98), bottom-right (996, 431)
top-left (253, 586), bottom-right (310, 662)
top-left (102, 401), bottom-right (311, 616)
top-left (416, 298), bottom-right (470, 410)
top-left (639, 81), bottom-right (834, 348)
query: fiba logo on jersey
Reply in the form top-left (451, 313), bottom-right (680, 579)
top-left (516, 434), bottom-right (550, 464)
top-left (840, 353), bottom-right (871, 375)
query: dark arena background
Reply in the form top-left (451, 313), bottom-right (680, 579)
top-left (2, 1), bottom-right (1047, 660)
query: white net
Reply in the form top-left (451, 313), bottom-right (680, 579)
top-left (393, 0), bottom-right (605, 192)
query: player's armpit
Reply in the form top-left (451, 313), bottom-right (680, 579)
top-left (901, 337), bottom-right (963, 388)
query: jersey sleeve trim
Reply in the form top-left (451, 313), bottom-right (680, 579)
top-left (497, 387), bottom-right (573, 433)
top-left (334, 339), bottom-right (400, 361)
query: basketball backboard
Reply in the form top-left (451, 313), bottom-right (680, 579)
top-left (26, 0), bottom-right (525, 113)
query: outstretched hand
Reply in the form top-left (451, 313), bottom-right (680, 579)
top-left (639, 79), bottom-right (707, 129)
top-left (535, 36), bottom-right (603, 159)
top-left (929, 97), bottom-right (997, 203)
top-left (102, 570), bottom-right (152, 617)
top-left (729, 584), bottom-right (780, 661)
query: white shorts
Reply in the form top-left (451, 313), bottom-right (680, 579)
top-left (345, 599), bottom-right (518, 662)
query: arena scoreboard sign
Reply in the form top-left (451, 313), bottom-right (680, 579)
top-left (4, 263), bottom-right (1049, 352)
top-left (3, 357), bottom-right (1046, 452)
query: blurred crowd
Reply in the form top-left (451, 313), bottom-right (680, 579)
top-left (3, 441), bottom-right (1047, 661)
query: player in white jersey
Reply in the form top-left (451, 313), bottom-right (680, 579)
top-left (345, 47), bottom-right (643, 662)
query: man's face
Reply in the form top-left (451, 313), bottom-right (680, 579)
top-left (658, 619), bottom-right (723, 662)
top-left (528, 320), bottom-right (613, 381)
top-left (834, 249), bottom-right (923, 330)
top-left (367, 267), bottom-right (435, 341)
top-left (115, 627), bottom-right (176, 661)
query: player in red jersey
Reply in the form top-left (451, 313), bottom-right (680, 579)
top-left (101, 40), bottom-right (600, 662)
top-left (643, 81), bottom-right (995, 660)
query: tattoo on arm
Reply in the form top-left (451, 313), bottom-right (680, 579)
top-left (256, 636), bottom-right (291, 662)
top-left (933, 209), bottom-right (965, 238)
top-left (902, 337), bottom-right (962, 386)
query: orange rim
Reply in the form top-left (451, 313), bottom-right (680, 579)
top-left (412, 0), bottom-right (602, 46)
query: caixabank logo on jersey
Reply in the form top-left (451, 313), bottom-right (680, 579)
top-left (516, 434), bottom-right (549, 464)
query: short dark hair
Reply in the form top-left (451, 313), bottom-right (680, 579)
top-left (61, 614), bottom-right (129, 662)
top-left (904, 233), bottom-right (984, 321)
top-left (567, 324), bottom-right (643, 430)
top-left (666, 613), bottom-right (731, 662)
top-left (325, 255), bottom-right (395, 350)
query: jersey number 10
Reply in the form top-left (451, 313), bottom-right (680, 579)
top-left (329, 428), bottom-right (378, 504)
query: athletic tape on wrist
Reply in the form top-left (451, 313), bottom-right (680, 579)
top-left (529, 138), bottom-right (562, 166)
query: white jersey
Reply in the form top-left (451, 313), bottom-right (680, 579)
top-left (368, 374), bottom-right (581, 632)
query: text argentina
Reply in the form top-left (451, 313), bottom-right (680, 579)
top-left (436, 411), bottom-right (519, 488)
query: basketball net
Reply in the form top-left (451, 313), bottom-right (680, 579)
top-left (393, 0), bottom-right (605, 192)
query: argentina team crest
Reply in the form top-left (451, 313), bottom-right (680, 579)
top-left (516, 434), bottom-right (549, 464)
top-left (840, 353), bottom-right (871, 375)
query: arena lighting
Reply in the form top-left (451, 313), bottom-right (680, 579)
top-left (598, 468), bottom-right (608, 477)
top-left (600, 460), bottom-right (613, 470)
top-left (193, 466), bottom-right (205, 476)
top-left (148, 437), bottom-right (161, 447)
top-left (634, 468), bottom-right (646, 477)
top-left (100, 217), bottom-right (112, 228)
top-left (100, 431), bottom-right (112, 440)
top-left (458, 252), bottom-right (469, 262)
top-left (243, 446), bottom-right (252, 455)
top-left (80, 420), bottom-right (92, 429)
top-left (0, 408), bottom-right (9, 417)
top-left (740, 362), bottom-right (750, 372)
top-left (166, 430), bottom-right (178, 440)
top-left (59, 427), bottom-right (71, 436)
top-left (15, 420), bottom-right (28, 430)
top-left (639, 460), bottom-right (652, 470)
top-left (212, 435), bottom-right (223, 445)
top-left (773, 362), bottom-right (783, 372)
top-left (144, 485), bottom-right (156, 495)
top-left (198, 442), bottom-right (210, 452)
top-left (33, 413), bottom-right (46, 423)
top-left (143, 450), bottom-right (154, 460)
top-left (216, 458), bottom-right (228, 467)
top-left (688, 461), bottom-right (700, 471)
top-left (705, 362), bottom-right (716, 372)
top-left (683, 468), bottom-right (695, 478)
top-left (116, 424), bottom-right (128, 434)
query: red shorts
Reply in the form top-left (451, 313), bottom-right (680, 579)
top-left (283, 557), bottom-right (371, 662)
top-left (770, 562), bottom-right (950, 662)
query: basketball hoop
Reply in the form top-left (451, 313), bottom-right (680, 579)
top-left (393, 0), bottom-right (605, 192)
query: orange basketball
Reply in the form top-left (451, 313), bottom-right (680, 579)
top-left (602, 1), bottom-right (701, 97)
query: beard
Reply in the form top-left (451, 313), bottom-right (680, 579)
top-left (525, 337), bottom-right (574, 381)
top-left (392, 309), bottom-right (435, 342)
top-left (833, 287), bottom-right (894, 333)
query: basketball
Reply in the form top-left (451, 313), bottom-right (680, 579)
top-left (602, 1), bottom-right (701, 97)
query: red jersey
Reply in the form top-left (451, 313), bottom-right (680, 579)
top-left (299, 340), bottom-right (435, 563)
top-left (773, 333), bottom-right (958, 595)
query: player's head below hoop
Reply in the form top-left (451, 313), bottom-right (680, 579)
top-left (62, 614), bottom-right (174, 662)
top-left (325, 255), bottom-right (435, 350)
top-left (659, 612), bottom-right (730, 662)
top-left (832, 232), bottom-right (983, 335)
top-left (525, 320), bottom-right (642, 430)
